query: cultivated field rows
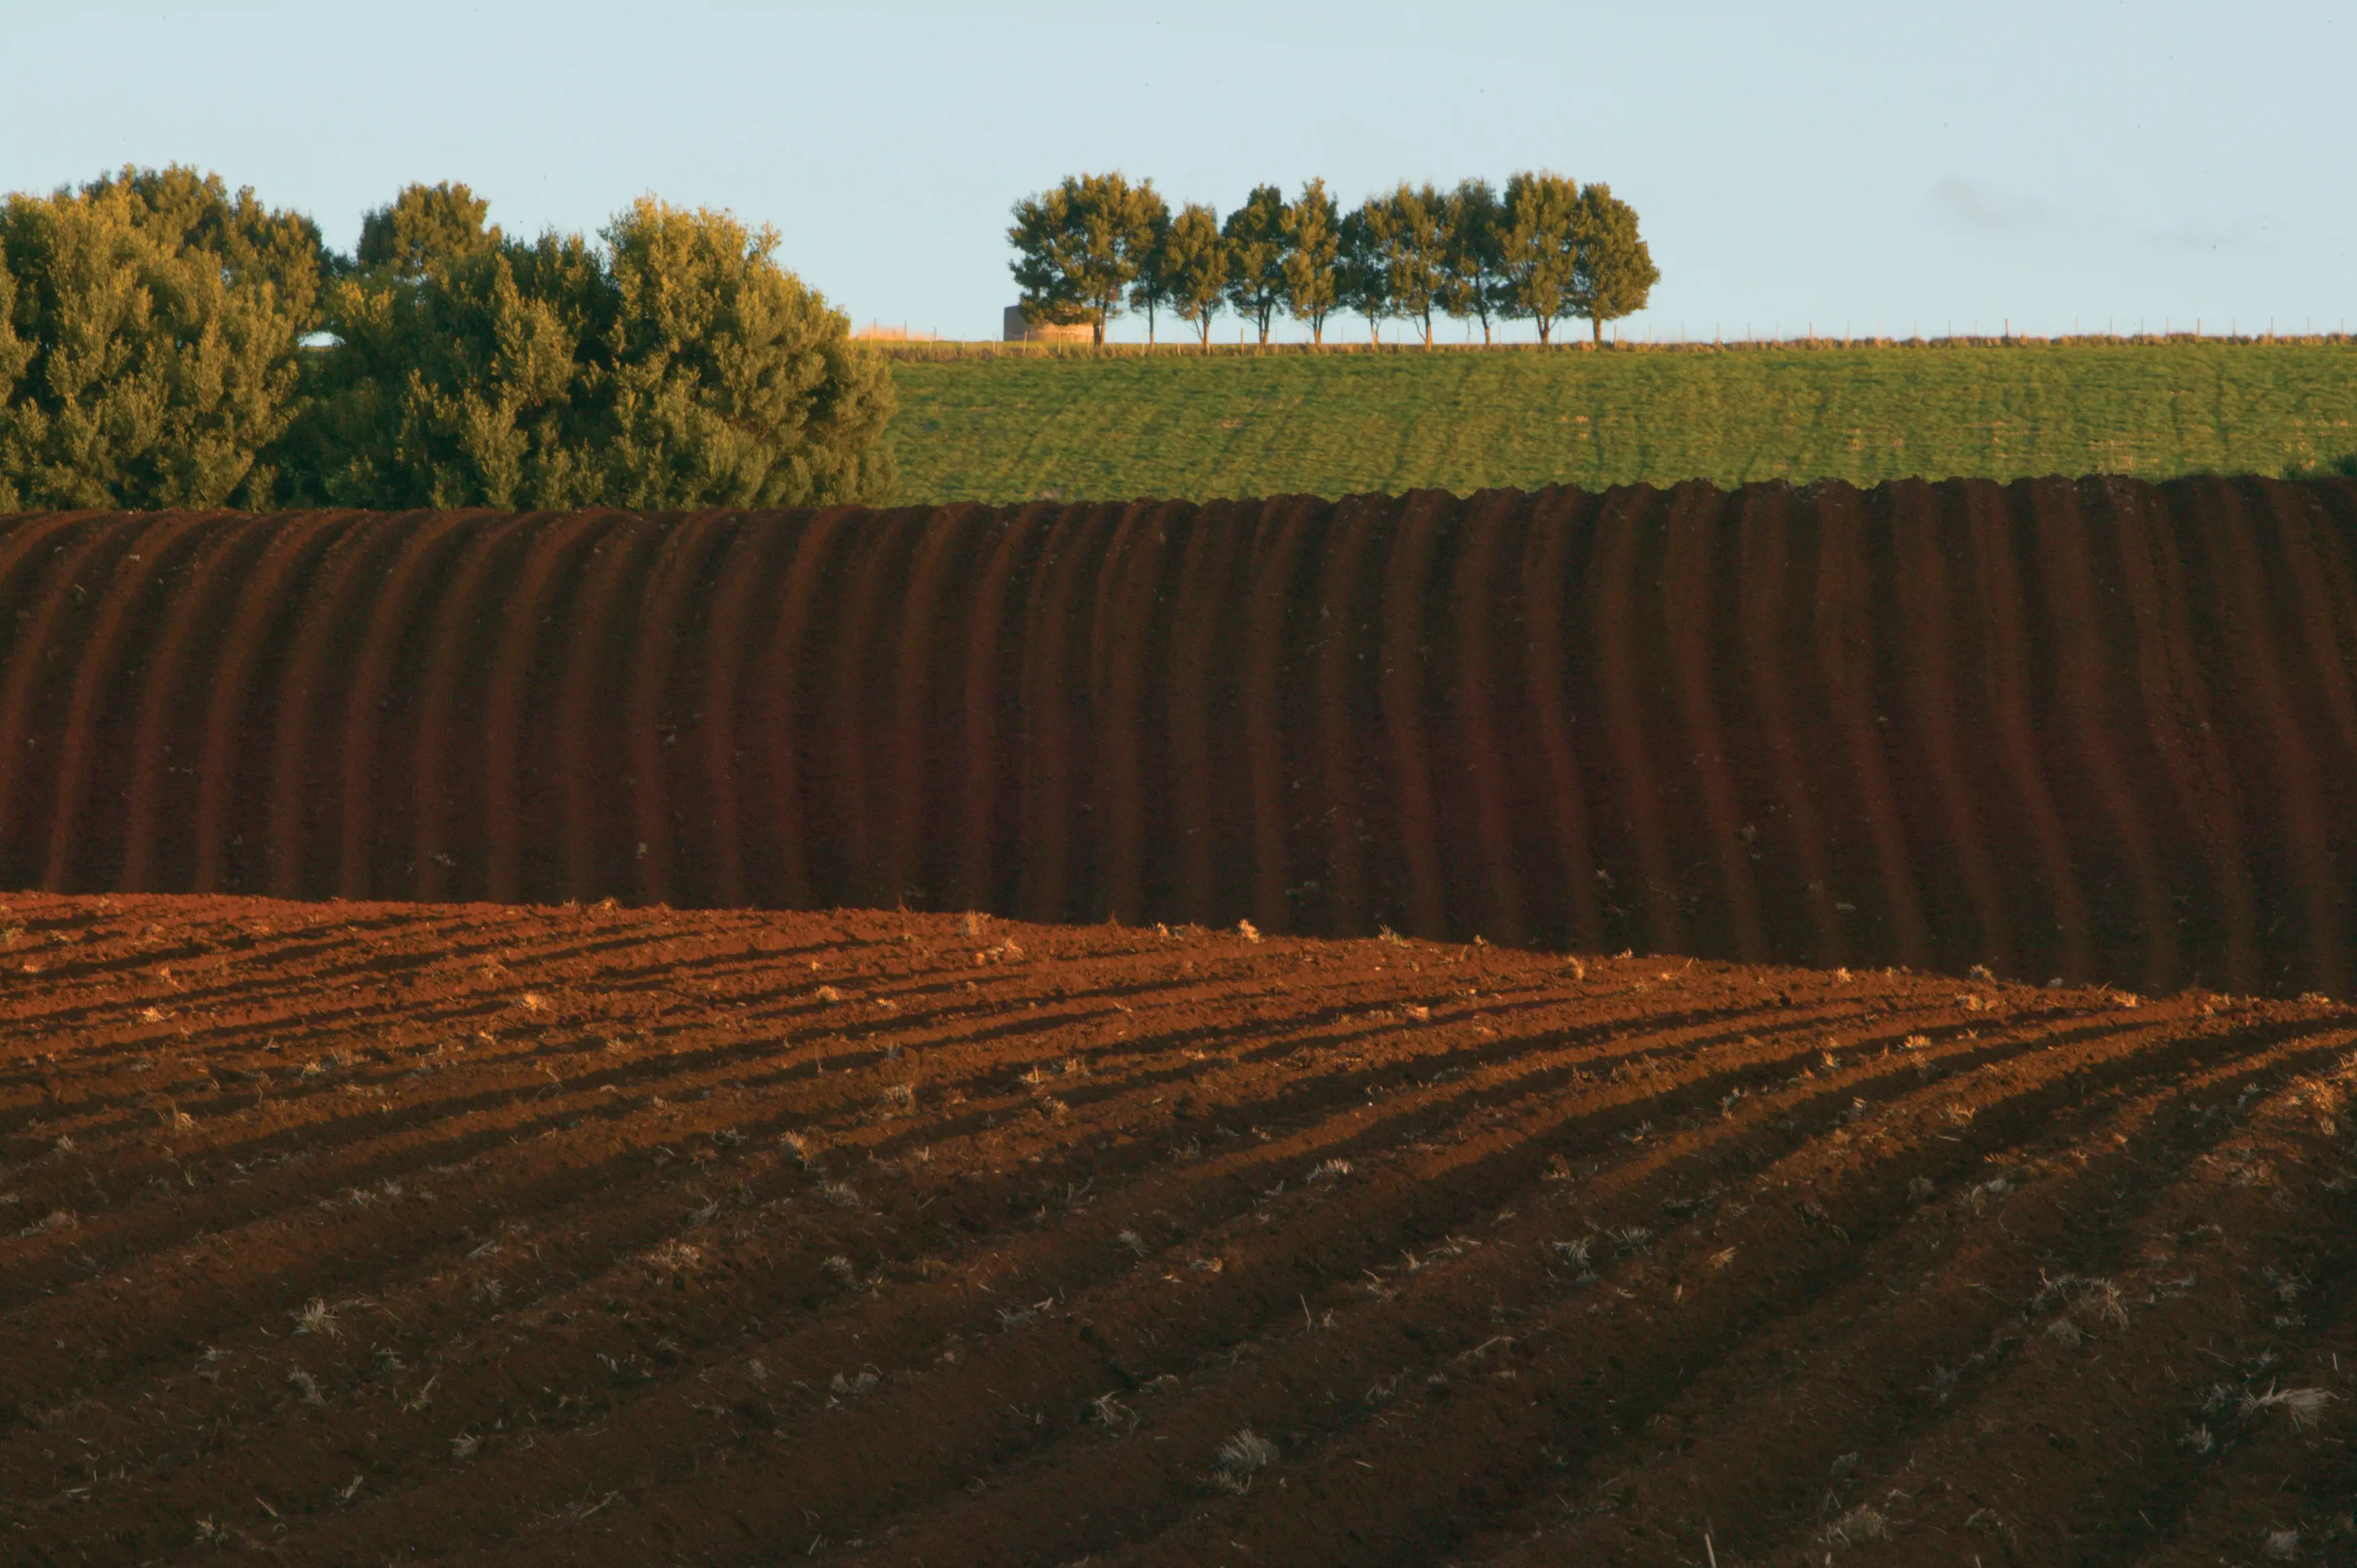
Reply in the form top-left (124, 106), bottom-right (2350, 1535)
top-left (3, 894), bottom-right (2353, 1565)
top-left (885, 345), bottom-right (2357, 501)
top-left (5, 476), bottom-right (2356, 998)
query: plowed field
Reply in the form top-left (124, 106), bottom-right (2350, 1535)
top-left (7, 475), bottom-right (2357, 999)
top-left (4, 894), bottom-right (2354, 1566)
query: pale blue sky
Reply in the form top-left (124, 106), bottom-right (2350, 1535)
top-left (4, 1), bottom-right (2350, 343)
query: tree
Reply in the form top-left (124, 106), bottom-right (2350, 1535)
top-left (1279, 179), bottom-right (1340, 345)
top-left (280, 230), bottom-right (601, 508)
top-left (1336, 203), bottom-right (1391, 345)
top-left (279, 198), bottom-right (896, 509)
top-left (1498, 170), bottom-right (1580, 345)
top-left (0, 169), bottom-right (314, 508)
top-left (0, 265), bottom-right (26, 510)
top-left (592, 198), bottom-right (895, 505)
top-left (1162, 202), bottom-right (1228, 350)
top-left (1439, 177), bottom-right (1504, 345)
top-left (82, 163), bottom-right (331, 329)
top-left (354, 181), bottom-right (502, 281)
top-left (1221, 184), bottom-right (1289, 345)
top-left (1007, 171), bottom-right (1161, 346)
top-left (1124, 191), bottom-right (1175, 345)
top-left (1572, 181), bottom-right (1660, 347)
top-left (1359, 184), bottom-right (1448, 347)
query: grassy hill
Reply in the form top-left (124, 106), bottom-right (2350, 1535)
top-left (882, 339), bottom-right (2357, 503)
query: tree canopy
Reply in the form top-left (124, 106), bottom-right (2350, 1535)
top-left (1220, 185), bottom-right (1288, 346)
top-left (598, 199), bottom-right (894, 506)
top-left (1367, 183), bottom-right (1449, 347)
top-left (1162, 203), bottom-right (1230, 350)
top-left (0, 165), bottom-right (898, 511)
top-left (1007, 171), bottom-right (1163, 347)
top-left (1570, 181), bottom-right (1660, 346)
top-left (1498, 170), bottom-right (1581, 345)
top-left (1278, 179), bottom-right (1341, 345)
top-left (282, 198), bottom-right (895, 509)
top-left (1125, 199), bottom-right (1177, 345)
top-left (1440, 179), bottom-right (1504, 344)
top-left (83, 164), bottom-right (333, 329)
top-left (1336, 204), bottom-right (1391, 345)
top-left (1017, 167), bottom-right (1656, 348)
top-left (0, 263), bottom-right (30, 510)
top-left (354, 181), bottom-right (503, 281)
top-left (0, 167), bottom-right (316, 508)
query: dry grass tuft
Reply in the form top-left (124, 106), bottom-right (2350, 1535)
top-left (1209, 1428), bottom-right (1278, 1492)
top-left (1088, 1391), bottom-right (1138, 1432)
top-left (2240, 1383), bottom-right (2335, 1430)
top-left (643, 1238), bottom-right (702, 1272)
top-left (1824, 1505), bottom-right (1887, 1546)
top-left (2033, 1272), bottom-right (2129, 1330)
top-left (292, 1298), bottom-right (341, 1338)
top-left (1605, 1225), bottom-right (1652, 1257)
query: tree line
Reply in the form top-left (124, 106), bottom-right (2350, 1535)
top-left (0, 167), bottom-right (895, 512)
top-left (1011, 171), bottom-right (1658, 349)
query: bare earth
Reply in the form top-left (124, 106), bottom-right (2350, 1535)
top-left (3, 894), bottom-right (2354, 1565)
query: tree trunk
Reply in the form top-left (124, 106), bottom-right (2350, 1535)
top-left (1592, 313), bottom-right (1604, 348)
top-left (1537, 317), bottom-right (1551, 346)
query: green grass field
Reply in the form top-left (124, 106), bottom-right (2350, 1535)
top-left (883, 340), bottom-right (2357, 503)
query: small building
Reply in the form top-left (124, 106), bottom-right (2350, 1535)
top-left (1004, 305), bottom-right (1093, 344)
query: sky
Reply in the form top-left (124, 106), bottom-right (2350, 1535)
top-left (3, 1), bottom-right (2352, 345)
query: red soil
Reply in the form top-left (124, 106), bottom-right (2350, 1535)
top-left (5, 477), bottom-right (2355, 998)
top-left (3, 893), bottom-right (2354, 1565)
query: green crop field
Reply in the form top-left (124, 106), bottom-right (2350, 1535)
top-left (882, 339), bottom-right (2357, 504)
